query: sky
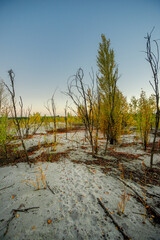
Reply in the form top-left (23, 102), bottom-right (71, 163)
top-left (0, 0), bottom-right (160, 115)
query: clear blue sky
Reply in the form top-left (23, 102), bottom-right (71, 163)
top-left (0, 0), bottom-right (160, 115)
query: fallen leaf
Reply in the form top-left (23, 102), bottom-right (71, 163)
top-left (47, 220), bottom-right (52, 224)
top-left (16, 214), bottom-right (19, 218)
top-left (32, 227), bottom-right (36, 229)
top-left (12, 195), bottom-right (14, 199)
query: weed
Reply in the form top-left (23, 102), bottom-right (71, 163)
top-left (24, 164), bottom-right (48, 190)
top-left (117, 163), bottom-right (130, 215)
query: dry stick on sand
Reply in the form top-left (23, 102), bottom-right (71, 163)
top-left (3, 204), bottom-right (39, 236)
top-left (97, 198), bottom-right (131, 240)
top-left (46, 181), bottom-right (55, 194)
top-left (116, 177), bottom-right (160, 223)
top-left (0, 184), bottom-right (15, 191)
top-left (3, 204), bottom-right (24, 236)
top-left (12, 206), bottom-right (39, 213)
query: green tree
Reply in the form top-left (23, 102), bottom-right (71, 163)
top-left (97, 34), bottom-right (120, 148)
top-left (0, 114), bottom-right (14, 159)
top-left (131, 91), bottom-right (156, 150)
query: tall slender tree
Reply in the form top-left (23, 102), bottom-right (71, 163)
top-left (97, 34), bottom-right (119, 148)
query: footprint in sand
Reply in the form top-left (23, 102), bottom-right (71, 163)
top-left (70, 209), bottom-right (79, 221)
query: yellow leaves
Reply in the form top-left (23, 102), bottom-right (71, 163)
top-left (47, 220), bottom-right (52, 224)
top-left (89, 169), bottom-right (96, 174)
top-left (16, 214), bottom-right (19, 218)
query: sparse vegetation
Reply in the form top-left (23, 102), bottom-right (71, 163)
top-left (0, 31), bottom-right (160, 240)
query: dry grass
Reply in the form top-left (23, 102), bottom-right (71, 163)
top-left (117, 163), bottom-right (130, 215)
top-left (23, 164), bottom-right (48, 190)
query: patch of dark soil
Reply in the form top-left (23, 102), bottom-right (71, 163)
top-left (33, 133), bottom-right (46, 136)
top-left (46, 127), bottom-right (85, 134)
top-left (122, 165), bottom-right (160, 187)
top-left (34, 149), bottom-right (72, 163)
top-left (10, 135), bottom-right (34, 140)
top-left (72, 153), bottom-right (160, 187)
top-left (119, 142), bottom-right (138, 147)
top-left (27, 142), bottom-right (62, 156)
top-left (147, 141), bottom-right (160, 153)
top-left (0, 143), bottom-right (24, 166)
top-left (98, 137), bottom-right (106, 140)
top-left (107, 150), bottom-right (143, 160)
top-left (72, 157), bottom-right (119, 174)
top-left (80, 146), bottom-right (88, 150)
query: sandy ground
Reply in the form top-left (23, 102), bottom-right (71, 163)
top-left (0, 129), bottom-right (160, 240)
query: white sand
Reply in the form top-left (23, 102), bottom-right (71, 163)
top-left (0, 130), bottom-right (160, 240)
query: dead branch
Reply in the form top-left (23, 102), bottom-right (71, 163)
top-left (12, 206), bottom-right (39, 213)
top-left (97, 198), bottom-right (131, 240)
top-left (3, 70), bottom-right (31, 166)
top-left (46, 181), bottom-right (55, 194)
top-left (0, 184), bottom-right (15, 191)
top-left (3, 203), bottom-right (25, 236)
top-left (145, 29), bottom-right (160, 168)
top-left (45, 89), bottom-right (57, 142)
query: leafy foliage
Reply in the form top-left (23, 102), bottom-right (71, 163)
top-left (130, 90), bottom-right (156, 150)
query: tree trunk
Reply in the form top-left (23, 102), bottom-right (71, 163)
top-left (150, 112), bottom-right (159, 168)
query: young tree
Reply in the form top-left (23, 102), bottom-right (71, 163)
top-left (97, 34), bottom-right (120, 149)
top-left (3, 70), bottom-right (30, 165)
top-left (64, 101), bottom-right (68, 139)
top-left (0, 114), bottom-right (10, 159)
top-left (145, 29), bottom-right (159, 168)
top-left (0, 80), bottom-right (10, 115)
top-left (45, 90), bottom-right (57, 142)
top-left (66, 68), bottom-right (100, 156)
top-left (137, 90), bottom-right (156, 150)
